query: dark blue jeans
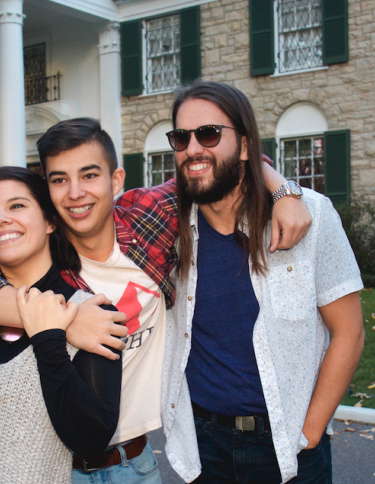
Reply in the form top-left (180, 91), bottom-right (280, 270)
top-left (193, 416), bottom-right (332, 484)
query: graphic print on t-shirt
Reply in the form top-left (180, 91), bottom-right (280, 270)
top-left (116, 281), bottom-right (160, 335)
top-left (79, 239), bottom-right (166, 443)
top-left (78, 240), bottom-right (163, 353)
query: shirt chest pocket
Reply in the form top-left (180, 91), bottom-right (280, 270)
top-left (267, 260), bottom-right (316, 321)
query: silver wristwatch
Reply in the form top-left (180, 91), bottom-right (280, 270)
top-left (272, 181), bottom-right (303, 203)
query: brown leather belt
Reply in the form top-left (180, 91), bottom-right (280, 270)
top-left (73, 434), bottom-right (147, 472)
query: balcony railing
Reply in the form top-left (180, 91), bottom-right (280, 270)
top-left (25, 72), bottom-right (62, 106)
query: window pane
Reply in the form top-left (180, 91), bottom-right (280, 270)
top-left (314, 176), bottom-right (324, 194)
top-left (299, 178), bottom-right (312, 189)
top-left (284, 158), bottom-right (296, 178)
top-left (283, 140), bottom-right (296, 178)
top-left (152, 155), bottom-right (162, 171)
top-left (284, 140), bottom-right (296, 158)
top-left (146, 14), bottom-right (180, 94)
top-left (278, 0), bottom-right (323, 73)
top-left (164, 153), bottom-right (175, 170)
top-left (152, 172), bottom-right (163, 186)
top-left (163, 55), bottom-right (175, 89)
top-left (299, 158), bottom-right (312, 177)
top-left (299, 138), bottom-right (311, 157)
top-left (314, 157), bottom-right (324, 175)
top-left (164, 171), bottom-right (175, 182)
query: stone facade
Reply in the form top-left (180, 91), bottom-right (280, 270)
top-left (121, 0), bottom-right (375, 195)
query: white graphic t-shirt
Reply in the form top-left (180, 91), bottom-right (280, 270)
top-left (80, 240), bottom-right (166, 444)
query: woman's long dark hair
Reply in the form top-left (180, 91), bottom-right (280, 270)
top-left (0, 166), bottom-right (81, 273)
top-left (172, 81), bottom-right (273, 278)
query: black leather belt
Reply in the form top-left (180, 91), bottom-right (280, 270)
top-left (192, 401), bottom-right (271, 432)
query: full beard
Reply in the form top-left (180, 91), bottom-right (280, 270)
top-left (176, 147), bottom-right (243, 205)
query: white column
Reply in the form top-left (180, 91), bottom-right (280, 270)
top-left (98, 22), bottom-right (122, 167)
top-left (0, 0), bottom-right (26, 167)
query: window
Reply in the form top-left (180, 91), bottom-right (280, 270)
top-left (267, 103), bottom-right (351, 204)
top-left (24, 44), bottom-right (47, 105)
top-left (123, 122), bottom-right (175, 191)
top-left (145, 15), bottom-right (180, 94)
top-left (121, 6), bottom-right (200, 96)
top-left (148, 152), bottom-right (176, 186)
top-left (249, 0), bottom-right (348, 77)
top-left (280, 136), bottom-right (324, 192)
top-left (277, 0), bottom-right (323, 73)
top-left (24, 43), bottom-right (61, 105)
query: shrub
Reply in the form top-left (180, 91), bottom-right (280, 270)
top-left (336, 197), bottom-right (375, 288)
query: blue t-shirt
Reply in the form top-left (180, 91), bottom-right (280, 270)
top-left (186, 210), bottom-right (267, 415)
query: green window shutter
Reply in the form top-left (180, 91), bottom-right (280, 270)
top-left (124, 153), bottom-right (144, 190)
top-left (261, 138), bottom-right (276, 166)
top-left (121, 20), bottom-right (143, 96)
top-left (249, 0), bottom-right (275, 76)
top-left (322, 0), bottom-right (348, 65)
top-left (180, 6), bottom-right (201, 84)
top-left (324, 130), bottom-right (350, 205)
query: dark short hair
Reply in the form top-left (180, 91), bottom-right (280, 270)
top-left (0, 166), bottom-right (80, 273)
top-left (37, 117), bottom-right (118, 175)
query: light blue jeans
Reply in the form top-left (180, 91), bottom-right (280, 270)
top-left (72, 442), bottom-right (162, 484)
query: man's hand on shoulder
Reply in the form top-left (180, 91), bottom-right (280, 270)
top-left (66, 293), bottom-right (128, 361)
top-left (270, 196), bottom-right (312, 252)
top-left (262, 162), bottom-right (312, 252)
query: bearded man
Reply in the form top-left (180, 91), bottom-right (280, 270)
top-left (161, 81), bottom-right (364, 484)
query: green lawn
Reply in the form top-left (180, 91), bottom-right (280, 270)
top-left (340, 288), bottom-right (375, 409)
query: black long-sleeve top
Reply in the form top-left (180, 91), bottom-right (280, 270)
top-left (0, 263), bottom-right (122, 459)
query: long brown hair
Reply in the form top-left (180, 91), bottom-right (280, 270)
top-left (173, 81), bottom-right (273, 278)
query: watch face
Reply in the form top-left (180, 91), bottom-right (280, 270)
top-left (288, 181), bottom-right (303, 196)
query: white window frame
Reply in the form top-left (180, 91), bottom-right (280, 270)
top-left (273, 0), bottom-right (325, 76)
top-left (142, 13), bottom-right (180, 95)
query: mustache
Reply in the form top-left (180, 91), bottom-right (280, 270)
top-left (178, 155), bottom-right (215, 171)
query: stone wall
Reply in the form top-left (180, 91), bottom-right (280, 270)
top-left (121, 0), bottom-right (375, 195)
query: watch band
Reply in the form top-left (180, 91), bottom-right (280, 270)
top-left (272, 181), bottom-right (303, 203)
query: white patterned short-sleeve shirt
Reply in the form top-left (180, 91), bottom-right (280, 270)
top-left (161, 188), bottom-right (363, 483)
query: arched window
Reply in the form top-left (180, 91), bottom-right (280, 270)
top-left (276, 103), bottom-right (328, 193)
top-left (145, 121), bottom-right (175, 187)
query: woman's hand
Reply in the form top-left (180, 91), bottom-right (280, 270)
top-left (16, 286), bottom-right (78, 338)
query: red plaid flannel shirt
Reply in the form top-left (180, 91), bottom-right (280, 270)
top-left (58, 178), bottom-right (179, 309)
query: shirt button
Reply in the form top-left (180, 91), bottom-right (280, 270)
top-left (132, 239), bottom-right (137, 244)
top-left (287, 266), bottom-right (293, 272)
top-left (171, 403), bottom-right (175, 408)
top-left (184, 333), bottom-right (189, 338)
top-left (188, 296), bottom-right (192, 301)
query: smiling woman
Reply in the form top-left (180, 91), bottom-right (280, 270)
top-left (0, 167), bottom-right (122, 484)
top-left (0, 180), bottom-right (54, 286)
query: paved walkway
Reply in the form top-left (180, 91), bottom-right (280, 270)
top-left (148, 419), bottom-right (375, 483)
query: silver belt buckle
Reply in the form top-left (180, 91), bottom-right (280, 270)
top-left (235, 416), bottom-right (255, 431)
top-left (82, 459), bottom-right (101, 473)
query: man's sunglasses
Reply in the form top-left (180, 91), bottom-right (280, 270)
top-left (166, 125), bottom-right (239, 152)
